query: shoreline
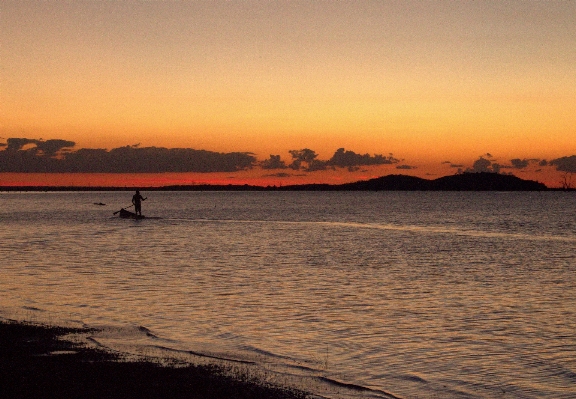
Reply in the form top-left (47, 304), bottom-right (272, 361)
top-left (0, 319), bottom-right (309, 399)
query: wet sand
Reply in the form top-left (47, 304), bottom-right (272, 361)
top-left (0, 320), bottom-right (308, 399)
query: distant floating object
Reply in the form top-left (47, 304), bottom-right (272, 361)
top-left (94, 202), bottom-right (106, 206)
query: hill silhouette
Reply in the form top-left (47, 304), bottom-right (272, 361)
top-left (282, 172), bottom-right (547, 191)
top-left (430, 173), bottom-right (547, 191)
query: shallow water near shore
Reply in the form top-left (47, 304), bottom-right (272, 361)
top-left (1, 191), bottom-right (576, 398)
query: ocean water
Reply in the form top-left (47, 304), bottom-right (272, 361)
top-left (1, 191), bottom-right (575, 399)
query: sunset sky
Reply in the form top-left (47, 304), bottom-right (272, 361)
top-left (1, 0), bottom-right (575, 187)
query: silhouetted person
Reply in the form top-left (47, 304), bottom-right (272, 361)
top-left (132, 190), bottom-right (146, 216)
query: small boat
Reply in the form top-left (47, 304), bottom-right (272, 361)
top-left (118, 208), bottom-right (145, 219)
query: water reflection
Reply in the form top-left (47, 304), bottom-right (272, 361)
top-left (1, 191), bottom-right (575, 399)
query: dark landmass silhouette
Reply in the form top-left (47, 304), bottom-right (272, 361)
top-left (0, 172), bottom-right (551, 191)
top-left (0, 320), bottom-right (308, 399)
top-left (337, 172), bottom-right (548, 191)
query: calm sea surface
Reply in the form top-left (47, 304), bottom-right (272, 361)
top-left (1, 191), bottom-right (575, 399)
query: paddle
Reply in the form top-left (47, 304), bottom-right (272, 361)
top-left (112, 197), bottom-right (147, 215)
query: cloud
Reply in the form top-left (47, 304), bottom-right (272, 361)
top-left (508, 158), bottom-right (545, 170)
top-left (468, 157), bottom-right (493, 173)
top-left (289, 148), bottom-right (318, 164)
top-left (396, 164), bottom-right (416, 170)
top-left (550, 155), bottom-right (576, 173)
top-left (260, 155), bottom-right (287, 170)
top-left (37, 140), bottom-right (76, 157)
top-left (463, 155), bottom-right (567, 176)
top-left (6, 138), bottom-right (38, 151)
top-left (0, 138), bottom-right (256, 173)
top-left (510, 158), bottom-right (530, 169)
top-left (288, 149), bottom-right (327, 171)
top-left (464, 156), bottom-right (503, 174)
top-left (306, 160), bottom-right (328, 171)
top-left (0, 139), bottom-right (405, 175)
top-left (3, 138), bottom-right (75, 157)
top-left (326, 148), bottom-right (399, 168)
top-left (263, 172), bottom-right (292, 178)
top-left (442, 160), bottom-right (465, 168)
top-left (283, 147), bottom-right (401, 172)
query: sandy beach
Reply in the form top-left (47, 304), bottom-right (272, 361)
top-left (0, 319), bottom-right (308, 399)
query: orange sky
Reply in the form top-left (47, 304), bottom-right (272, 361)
top-left (1, 1), bottom-right (575, 187)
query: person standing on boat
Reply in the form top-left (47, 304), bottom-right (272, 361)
top-left (132, 190), bottom-right (146, 216)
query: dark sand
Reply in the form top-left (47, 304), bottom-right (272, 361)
top-left (0, 320), bottom-right (309, 399)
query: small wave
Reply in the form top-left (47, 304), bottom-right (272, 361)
top-left (161, 217), bottom-right (576, 243)
top-left (22, 306), bottom-right (45, 312)
top-left (240, 344), bottom-right (305, 363)
top-left (81, 322), bottom-right (400, 399)
top-left (138, 325), bottom-right (160, 339)
top-left (318, 221), bottom-right (576, 243)
top-left (152, 344), bottom-right (399, 399)
top-left (153, 344), bottom-right (257, 365)
top-left (317, 376), bottom-right (401, 399)
top-left (398, 374), bottom-right (427, 384)
top-left (98, 324), bottom-right (176, 341)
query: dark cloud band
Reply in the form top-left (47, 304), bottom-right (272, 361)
top-left (0, 139), bottom-right (256, 173)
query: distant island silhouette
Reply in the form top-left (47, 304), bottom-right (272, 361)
top-left (0, 172), bottom-right (552, 191)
